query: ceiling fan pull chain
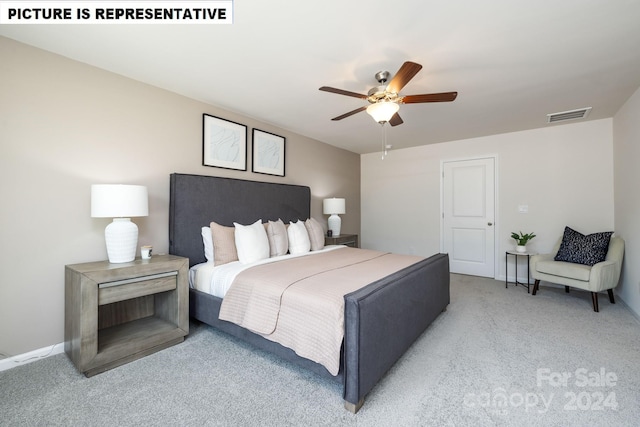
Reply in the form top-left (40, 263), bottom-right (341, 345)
top-left (381, 123), bottom-right (387, 160)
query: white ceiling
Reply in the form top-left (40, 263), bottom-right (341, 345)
top-left (2, 1), bottom-right (640, 154)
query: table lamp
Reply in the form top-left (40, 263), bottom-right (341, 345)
top-left (323, 198), bottom-right (345, 236)
top-left (91, 184), bottom-right (149, 263)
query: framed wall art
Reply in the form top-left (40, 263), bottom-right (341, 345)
top-left (252, 129), bottom-right (286, 177)
top-left (202, 114), bottom-right (247, 171)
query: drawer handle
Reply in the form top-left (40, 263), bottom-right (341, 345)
top-left (99, 271), bottom-right (177, 289)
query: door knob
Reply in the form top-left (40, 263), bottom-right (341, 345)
top-left (488, 222), bottom-right (493, 226)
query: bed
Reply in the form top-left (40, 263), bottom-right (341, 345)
top-left (168, 173), bottom-right (450, 413)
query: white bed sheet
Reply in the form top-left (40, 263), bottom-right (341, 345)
top-left (189, 245), bottom-right (346, 298)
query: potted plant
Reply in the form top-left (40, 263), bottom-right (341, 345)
top-left (511, 231), bottom-right (536, 253)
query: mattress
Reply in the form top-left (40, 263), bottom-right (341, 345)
top-left (189, 245), bottom-right (346, 298)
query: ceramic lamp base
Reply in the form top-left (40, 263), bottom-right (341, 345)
top-left (105, 218), bottom-right (138, 263)
top-left (327, 214), bottom-right (342, 236)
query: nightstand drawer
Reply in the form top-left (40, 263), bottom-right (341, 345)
top-left (98, 272), bottom-right (177, 305)
top-left (325, 234), bottom-right (359, 248)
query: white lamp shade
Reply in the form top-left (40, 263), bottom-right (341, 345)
top-left (91, 184), bottom-right (148, 263)
top-left (91, 184), bottom-right (149, 218)
top-left (323, 198), bottom-right (346, 215)
top-left (366, 102), bottom-right (399, 123)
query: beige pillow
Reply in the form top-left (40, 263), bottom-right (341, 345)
top-left (267, 219), bottom-right (289, 256)
top-left (305, 218), bottom-right (325, 251)
top-left (210, 221), bottom-right (238, 266)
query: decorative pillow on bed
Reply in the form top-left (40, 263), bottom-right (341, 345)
top-left (201, 226), bottom-right (214, 263)
top-left (267, 219), bottom-right (288, 257)
top-left (234, 219), bottom-right (270, 264)
top-left (210, 221), bottom-right (238, 266)
top-left (288, 220), bottom-right (311, 255)
top-left (305, 218), bottom-right (325, 251)
top-left (554, 226), bottom-right (613, 266)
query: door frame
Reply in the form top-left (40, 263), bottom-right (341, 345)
top-left (440, 155), bottom-right (499, 279)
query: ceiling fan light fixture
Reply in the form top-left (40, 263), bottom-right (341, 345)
top-left (366, 101), bottom-right (399, 123)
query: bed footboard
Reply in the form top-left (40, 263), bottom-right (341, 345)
top-left (343, 253), bottom-right (450, 412)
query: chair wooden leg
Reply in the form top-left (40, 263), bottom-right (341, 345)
top-left (607, 289), bottom-right (615, 304)
top-left (565, 286), bottom-right (570, 293)
top-left (591, 292), bottom-right (599, 312)
top-left (532, 280), bottom-right (540, 295)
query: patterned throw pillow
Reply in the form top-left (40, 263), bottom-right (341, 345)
top-left (554, 226), bottom-right (613, 266)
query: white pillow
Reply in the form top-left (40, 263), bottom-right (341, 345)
top-left (288, 220), bottom-right (311, 255)
top-left (267, 219), bottom-right (289, 256)
top-left (305, 218), bottom-right (325, 251)
top-left (234, 219), bottom-right (270, 264)
top-left (201, 226), bottom-right (214, 263)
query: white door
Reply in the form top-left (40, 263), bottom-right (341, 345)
top-left (442, 157), bottom-right (495, 277)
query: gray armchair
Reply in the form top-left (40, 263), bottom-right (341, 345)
top-left (530, 236), bottom-right (624, 312)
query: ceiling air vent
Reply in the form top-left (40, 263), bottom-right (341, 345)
top-left (547, 107), bottom-right (592, 123)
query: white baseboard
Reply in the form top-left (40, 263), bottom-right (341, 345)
top-left (0, 343), bottom-right (64, 373)
top-left (615, 296), bottom-right (640, 325)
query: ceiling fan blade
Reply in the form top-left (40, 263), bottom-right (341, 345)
top-left (319, 86), bottom-right (368, 100)
top-left (389, 112), bottom-right (404, 127)
top-left (386, 61), bottom-right (423, 94)
top-left (400, 92), bottom-right (458, 104)
top-left (331, 106), bottom-right (367, 121)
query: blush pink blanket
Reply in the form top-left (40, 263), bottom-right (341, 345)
top-left (219, 247), bottom-right (423, 375)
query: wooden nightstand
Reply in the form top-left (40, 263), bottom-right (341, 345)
top-left (325, 233), bottom-right (359, 248)
top-left (64, 254), bottom-right (189, 377)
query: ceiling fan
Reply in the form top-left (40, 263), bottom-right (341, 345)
top-left (319, 61), bottom-right (458, 126)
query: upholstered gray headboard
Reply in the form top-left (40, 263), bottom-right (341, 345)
top-left (169, 173), bottom-right (311, 267)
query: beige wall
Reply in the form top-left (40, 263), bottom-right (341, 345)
top-left (613, 86), bottom-right (640, 318)
top-left (361, 119), bottom-right (615, 283)
top-left (0, 37), bottom-right (360, 357)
